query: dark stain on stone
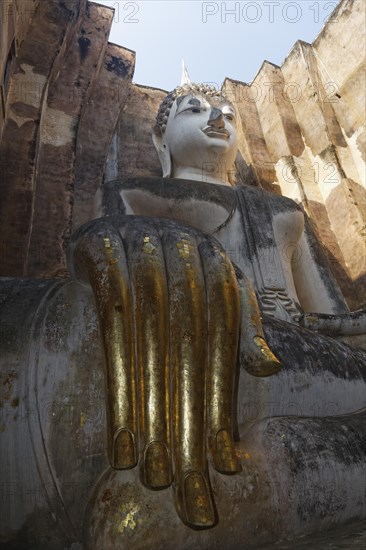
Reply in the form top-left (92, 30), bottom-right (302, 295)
top-left (11, 102), bottom-right (38, 118)
top-left (102, 488), bottom-right (113, 503)
top-left (263, 315), bottom-right (366, 380)
top-left (78, 36), bottom-right (91, 61)
top-left (28, 125), bottom-right (39, 163)
top-left (106, 56), bottom-right (129, 78)
top-left (11, 397), bottom-right (19, 408)
top-left (59, 1), bottom-right (78, 19)
top-left (258, 410), bottom-right (366, 523)
top-left (2, 370), bottom-right (17, 397)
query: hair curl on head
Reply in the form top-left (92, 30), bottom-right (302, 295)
top-left (156, 83), bottom-right (227, 133)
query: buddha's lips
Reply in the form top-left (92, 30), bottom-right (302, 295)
top-left (202, 127), bottom-right (229, 139)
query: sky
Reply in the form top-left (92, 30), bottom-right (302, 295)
top-left (96, 0), bottom-right (341, 91)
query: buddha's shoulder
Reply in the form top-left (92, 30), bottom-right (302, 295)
top-left (104, 176), bottom-right (235, 197)
top-left (102, 176), bottom-right (237, 213)
top-left (234, 185), bottom-right (303, 215)
top-left (102, 176), bottom-right (303, 217)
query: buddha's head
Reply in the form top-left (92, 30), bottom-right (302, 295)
top-left (153, 84), bottom-right (238, 186)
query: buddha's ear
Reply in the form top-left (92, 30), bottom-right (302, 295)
top-left (228, 166), bottom-right (237, 186)
top-left (152, 125), bottom-right (172, 178)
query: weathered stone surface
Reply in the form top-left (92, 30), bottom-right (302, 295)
top-left (26, 2), bottom-right (115, 278)
top-left (0, 0), bottom-right (87, 277)
top-left (280, 41), bottom-right (364, 302)
top-left (282, 42), bottom-right (345, 157)
top-left (0, 278), bottom-right (106, 549)
top-left (253, 61), bottom-right (304, 160)
top-left (72, 44), bottom-right (135, 231)
top-left (223, 77), bottom-right (281, 192)
top-left (0, 0), bottom-right (39, 137)
top-left (105, 83), bottom-right (166, 181)
top-left (0, 2), bottom-right (135, 279)
top-left (314, 0), bottom-right (365, 140)
top-left (326, 177), bottom-right (366, 305)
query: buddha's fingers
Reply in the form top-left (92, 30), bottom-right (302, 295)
top-left (162, 229), bottom-right (215, 528)
top-left (234, 267), bottom-right (281, 377)
top-left (198, 241), bottom-right (240, 475)
top-left (125, 222), bottom-right (171, 489)
top-left (77, 229), bottom-right (138, 470)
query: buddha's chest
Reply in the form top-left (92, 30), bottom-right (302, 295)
top-left (114, 178), bottom-right (304, 323)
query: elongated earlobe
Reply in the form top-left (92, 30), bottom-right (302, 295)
top-left (152, 125), bottom-right (172, 178)
top-left (228, 168), bottom-right (237, 186)
top-left (228, 153), bottom-right (240, 186)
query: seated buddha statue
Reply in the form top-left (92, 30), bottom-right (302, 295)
top-left (1, 77), bottom-right (365, 549)
top-left (70, 83), bottom-right (283, 529)
top-left (68, 80), bottom-right (366, 535)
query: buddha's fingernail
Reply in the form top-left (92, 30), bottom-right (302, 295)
top-left (249, 336), bottom-right (282, 376)
top-left (112, 429), bottom-right (137, 469)
top-left (143, 441), bottom-right (171, 488)
top-left (213, 429), bottom-right (241, 474)
top-left (182, 472), bottom-right (216, 528)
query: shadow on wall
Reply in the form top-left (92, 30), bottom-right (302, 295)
top-left (307, 201), bottom-right (366, 311)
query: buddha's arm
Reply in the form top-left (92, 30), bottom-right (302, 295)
top-left (291, 218), bottom-right (366, 339)
top-left (300, 309), bottom-right (366, 335)
top-left (291, 217), bottom-right (349, 315)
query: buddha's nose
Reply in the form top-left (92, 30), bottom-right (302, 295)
top-left (208, 108), bottom-right (225, 129)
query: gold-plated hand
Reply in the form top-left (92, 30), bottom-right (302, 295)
top-left (69, 216), bottom-right (281, 529)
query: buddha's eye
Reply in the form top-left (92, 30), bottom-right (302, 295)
top-left (224, 113), bottom-right (234, 121)
top-left (178, 105), bottom-right (204, 116)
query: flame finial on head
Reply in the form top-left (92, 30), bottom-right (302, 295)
top-left (181, 59), bottom-right (192, 86)
top-left (154, 60), bottom-right (226, 138)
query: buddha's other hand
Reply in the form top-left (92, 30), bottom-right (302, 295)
top-left (69, 215), bottom-right (280, 528)
top-left (299, 310), bottom-right (366, 335)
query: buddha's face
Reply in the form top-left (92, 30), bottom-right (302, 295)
top-left (154, 92), bottom-right (238, 184)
